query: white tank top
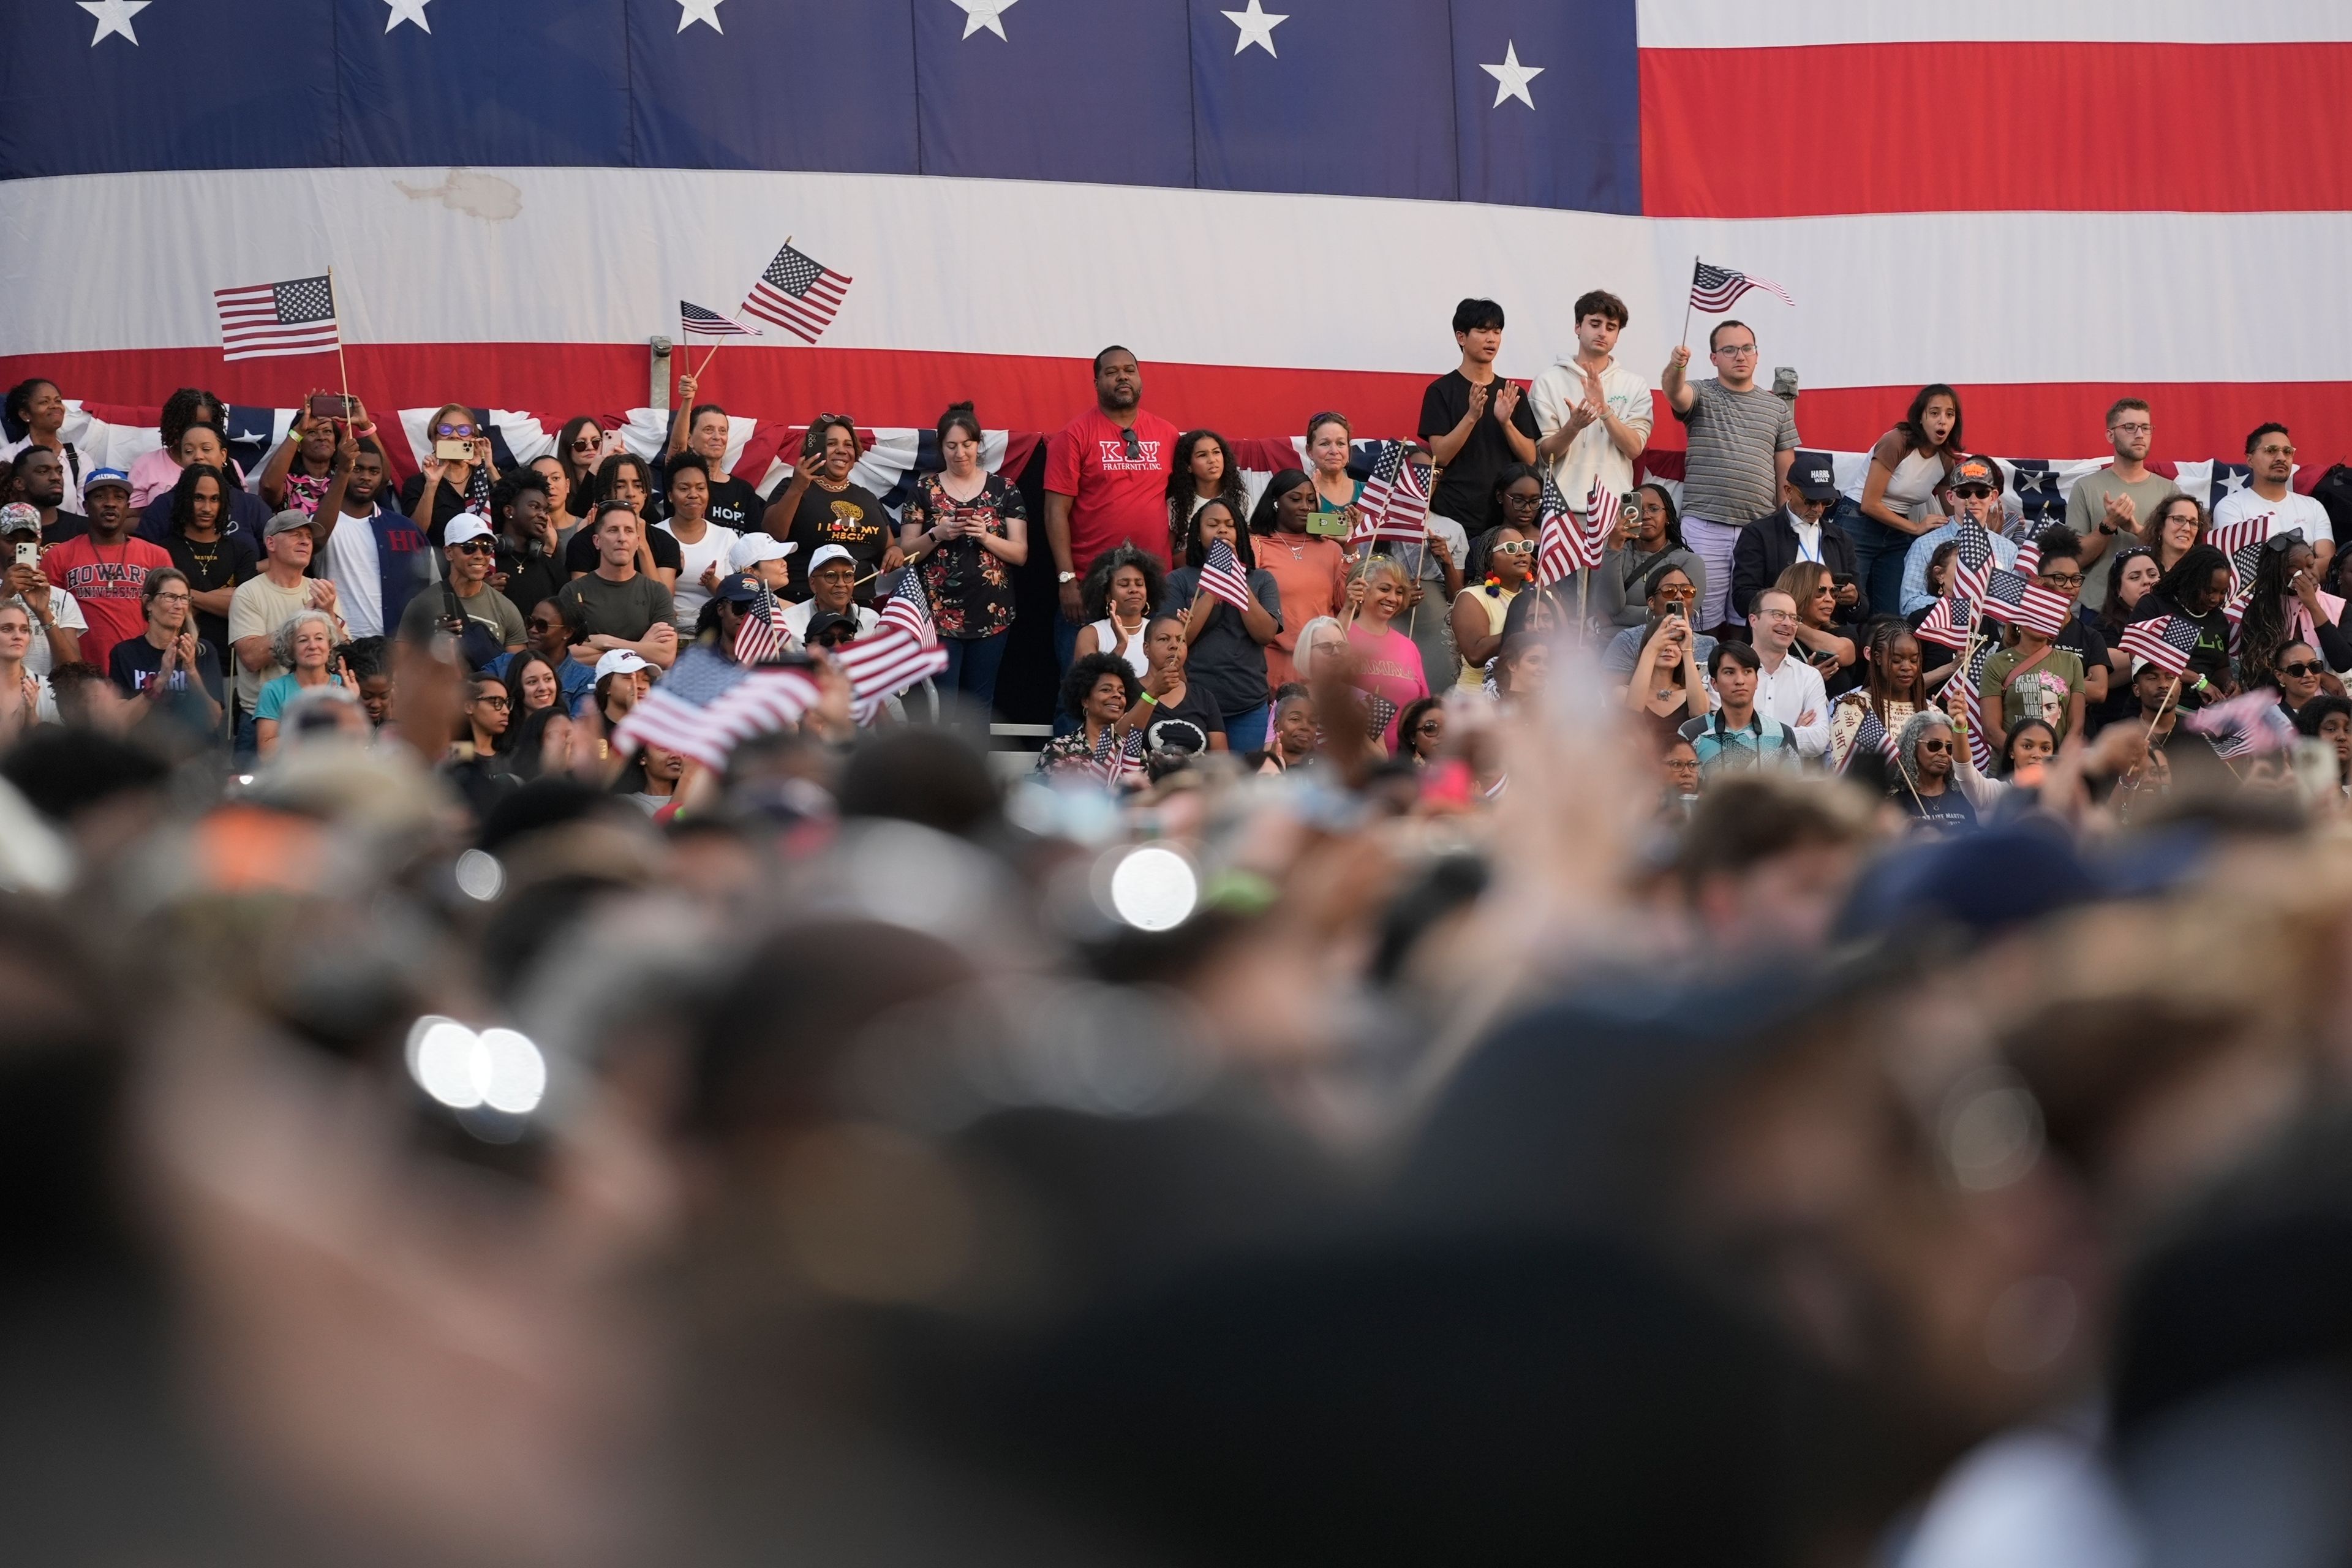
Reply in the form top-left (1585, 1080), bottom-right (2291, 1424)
top-left (1883, 448), bottom-right (1947, 524)
top-left (1090, 617), bottom-right (1150, 678)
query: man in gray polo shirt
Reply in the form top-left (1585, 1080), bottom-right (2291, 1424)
top-left (1662, 320), bottom-right (1799, 636)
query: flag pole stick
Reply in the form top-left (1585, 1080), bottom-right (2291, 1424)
top-left (1678, 254), bottom-right (1699, 348)
top-left (2144, 676), bottom-right (2180, 746)
top-left (328, 265), bottom-right (354, 423)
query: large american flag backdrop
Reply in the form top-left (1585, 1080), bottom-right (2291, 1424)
top-left (3, 1), bottom-right (2347, 461)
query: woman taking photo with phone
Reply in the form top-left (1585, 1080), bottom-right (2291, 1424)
top-left (401, 403), bottom-right (498, 546)
top-left (898, 402), bottom-right (1028, 710)
top-left (1623, 573), bottom-right (1710, 747)
top-left (1247, 469), bottom-right (1348, 694)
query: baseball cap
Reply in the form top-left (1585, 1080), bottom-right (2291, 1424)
top-left (1950, 455), bottom-right (2000, 493)
top-left (804, 609), bottom-right (859, 644)
top-left (807, 543), bottom-right (855, 575)
top-left (80, 467), bottom-right (132, 495)
top-left (594, 649), bottom-right (652, 680)
top-left (265, 508), bottom-right (314, 538)
top-left (729, 534), bottom-right (796, 571)
top-left (0, 503), bottom-right (39, 535)
top-left (1788, 451), bottom-right (1838, 503)
top-left (714, 571), bottom-right (763, 605)
top-left (443, 514), bottom-right (495, 548)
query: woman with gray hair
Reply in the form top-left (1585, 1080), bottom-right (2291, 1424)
top-left (253, 607), bottom-right (347, 758)
top-left (1892, 708), bottom-right (2007, 830)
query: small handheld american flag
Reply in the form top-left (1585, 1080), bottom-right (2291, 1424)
top-left (1838, 705), bottom-right (1901, 776)
top-left (2117, 614), bottom-right (2203, 679)
top-left (1949, 640), bottom-right (1998, 772)
top-left (1356, 442), bottom-right (1433, 546)
top-left (741, 240), bottom-right (853, 342)
top-left (681, 300), bottom-right (760, 339)
top-left (1197, 538), bottom-right (1254, 611)
top-left (612, 646), bottom-right (820, 771)
top-left (1096, 723), bottom-right (1146, 786)
top-left (1534, 472), bottom-right (1596, 584)
top-left (1973, 568), bottom-right (2073, 639)
top-left (214, 274), bottom-right (340, 361)
top-left (2205, 512), bottom-right (2272, 591)
top-left (2184, 690), bottom-right (2299, 760)
top-left (1689, 260), bottom-right (1795, 313)
top-left (732, 580), bottom-right (793, 665)
top-left (1950, 520), bottom-right (1998, 608)
top-left (834, 617), bottom-right (949, 720)
top-left (876, 565), bottom-right (939, 648)
top-left (1913, 594), bottom-right (1975, 651)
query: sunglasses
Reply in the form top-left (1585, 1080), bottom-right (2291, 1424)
top-left (570, 437), bottom-right (601, 452)
top-left (1491, 540), bottom-right (1535, 555)
top-left (2280, 660), bottom-right (2326, 678)
top-left (1919, 738), bottom-right (1951, 753)
top-left (452, 540), bottom-right (494, 554)
top-left (1656, 584), bottom-right (1696, 599)
top-left (1120, 428), bottom-right (1141, 461)
top-left (1951, 485), bottom-right (1994, 499)
top-left (1415, 719), bottom-right (1444, 734)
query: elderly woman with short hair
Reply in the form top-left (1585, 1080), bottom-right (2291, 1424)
top-left (253, 607), bottom-right (345, 757)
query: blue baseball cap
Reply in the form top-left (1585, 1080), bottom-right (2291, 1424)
top-left (81, 467), bottom-right (132, 494)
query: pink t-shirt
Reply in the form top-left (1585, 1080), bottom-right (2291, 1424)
top-left (127, 447), bottom-right (185, 510)
top-left (1348, 624), bottom-right (1429, 753)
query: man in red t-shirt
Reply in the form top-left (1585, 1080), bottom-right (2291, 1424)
top-left (40, 468), bottom-right (171, 674)
top-left (1043, 347), bottom-right (1178, 658)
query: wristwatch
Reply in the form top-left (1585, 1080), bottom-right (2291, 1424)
top-left (2097, 519), bottom-right (2118, 535)
top-left (1057, 570), bottom-right (1077, 584)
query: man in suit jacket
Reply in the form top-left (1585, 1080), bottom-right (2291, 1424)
top-left (1730, 450), bottom-right (1868, 626)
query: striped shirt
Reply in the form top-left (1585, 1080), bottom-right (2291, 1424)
top-left (1674, 379), bottom-right (1799, 528)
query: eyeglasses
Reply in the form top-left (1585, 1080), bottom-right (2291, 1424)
top-left (1756, 608), bottom-right (1797, 622)
top-left (433, 423), bottom-right (476, 438)
top-left (1712, 344), bottom-right (1757, 356)
top-left (2111, 422), bottom-right (2152, 435)
top-left (1491, 540), bottom-right (1535, 555)
top-left (1919, 738), bottom-right (1951, 753)
top-left (2257, 444), bottom-right (2297, 458)
top-left (2280, 660), bottom-right (2326, 678)
top-left (150, 591), bottom-right (191, 604)
top-left (1665, 758), bottom-right (1700, 772)
top-left (474, 694), bottom-right (510, 709)
top-left (2037, 571), bottom-right (2083, 588)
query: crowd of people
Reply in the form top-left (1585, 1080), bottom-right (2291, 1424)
top-left (1, 290), bottom-right (2351, 1564)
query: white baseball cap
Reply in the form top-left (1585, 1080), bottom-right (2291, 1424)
top-left (729, 534), bottom-right (796, 570)
top-left (443, 513), bottom-right (495, 548)
top-left (806, 543), bottom-right (855, 574)
top-left (594, 649), bottom-right (652, 680)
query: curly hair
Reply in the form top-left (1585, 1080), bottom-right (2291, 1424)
top-left (1080, 543), bottom-right (1166, 624)
top-left (1165, 430), bottom-right (1247, 560)
top-left (1059, 652), bottom-right (1140, 720)
top-left (270, 608), bottom-right (341, 671)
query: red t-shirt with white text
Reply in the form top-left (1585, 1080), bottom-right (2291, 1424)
top-left (42, 533), bottom-right (172, 674)
top-left (1044, 407), bottom-right (1179, 576)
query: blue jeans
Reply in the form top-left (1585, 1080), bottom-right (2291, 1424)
top-left (1844, 514), bottom-right (1913, 624)
top-left (1051, 612), bottom-right (1083, 736)
top-left (1219, 703), bottom-right (1270, 752)
top-left (940, 631), bottom-right (1009, 714)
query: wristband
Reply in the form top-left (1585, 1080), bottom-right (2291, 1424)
top-left (1136, 691), bottom-right (1158, 707)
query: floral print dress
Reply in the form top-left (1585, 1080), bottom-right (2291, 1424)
top-left (902, 472), bottom-right (1025, 639)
